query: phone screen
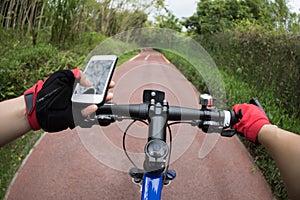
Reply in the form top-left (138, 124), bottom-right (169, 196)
top-left (75, 60), bottom-right (113, 95)
top-left (72, 55), bottom-right (117, 104)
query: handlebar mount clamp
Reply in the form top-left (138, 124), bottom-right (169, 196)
top-left (143, 90), bottom-right (165, 104)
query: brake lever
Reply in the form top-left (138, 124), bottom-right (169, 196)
top-left (249, 98), bottom-right (271, 123)
top-left (95, 114), bottom-right (116, 126)
top-left (220, 129), bottom-right (236, 137)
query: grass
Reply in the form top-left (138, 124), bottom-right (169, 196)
top-left (116, 49), bottom-right (140, 67)
top-left (0, 130), bottom-right (43, 199)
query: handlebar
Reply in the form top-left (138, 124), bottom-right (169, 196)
top-left (93, 90), bottom-right (245, 175)
top-left (90, 91), bottom-right (272, 141)
top-left (95, 91), bottom-right (242, 137)
top-left (97, 103), bottom-right (239, 125)
top-left (90, 90), bottom-right (269, 178)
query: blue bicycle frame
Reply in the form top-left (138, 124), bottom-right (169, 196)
top-left (141, 173), bottom-right (163, 200)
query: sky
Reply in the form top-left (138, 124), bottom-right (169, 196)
top-left (289, 0), bottom-right (300, 13)
top-left (166, 0), bottom-right (300, 19)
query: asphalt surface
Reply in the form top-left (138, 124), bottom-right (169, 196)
top-left (5, 49), bottom-right (273, 200)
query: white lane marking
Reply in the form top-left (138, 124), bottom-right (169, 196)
top-left (129, 54), bottom-right (141, 61)
top-left (162, 55), bottom-right (170, 64)
top-left (145, 55), bottom-right (150, 60)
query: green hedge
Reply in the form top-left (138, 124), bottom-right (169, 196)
top-left (0, 31), bottom-right (106, 101)
top-left (199, 29), bottom-right (300, 120)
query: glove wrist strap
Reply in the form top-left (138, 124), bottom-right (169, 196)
top-left (24, 81), bottom-right (43, 131)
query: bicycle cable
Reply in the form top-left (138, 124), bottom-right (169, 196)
top-left (122, 120), bottom-right (191, 177)
top-left (165, 124), bottom-right (172, 173)
top-left (122, 119), bottom-right (148, 169)
top-left (168, 121), bottom-right (194, 126)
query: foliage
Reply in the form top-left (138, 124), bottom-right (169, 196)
top-left (0, 0), bottom-right (46, 45)
top-left (46, 0), bottom-right (152, 45)
top-left (196, 26), bottom-right (300, 199)
top-left (183, 0), bottom-right (300, 35)
top-left (0, 0), bottom-right (165, 46)
top-left (154, 8), bottom-right (183, 32)
top-left (288, 12), bottom-right (300, 33)
top-left (0, 42), bottom-right (73, 100)
top-left (222, 71), bottom-right (300, 200)
top-left (48, 0), bottom-right (81, 44)
top-left (0, 30), bottom-right (106, 101)
top-left (199, 28), bottom-right (300, 119)
top-left (116, 49), bottom-right (140, 67)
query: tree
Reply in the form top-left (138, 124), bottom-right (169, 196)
top-left (154, 8), bottom-right (183, 32)
top-left (0, 0), bottom-right (47, 45)
top-left (288, 12), bottom-right (300, 33)
top-left (0, 0), bottom-right (165, 45)
top-left (182, 0), bottom-right (250, 35)
top-left (48, 0), bottom-right (81, 44)
top-left (182, 0), bottom-right (294, 35)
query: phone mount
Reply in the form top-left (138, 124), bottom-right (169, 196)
top-left (143, 90), bottom-right (165, 104)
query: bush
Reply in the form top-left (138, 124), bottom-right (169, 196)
top-left (199, 29), bottom-right (300, 120)
top-left (0, 43), bottom-right (77, 100)
top-left (0, 31), bottom-right (108, 101)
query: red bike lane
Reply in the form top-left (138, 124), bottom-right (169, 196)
top-left (5, 49), bottom-right (273, 200)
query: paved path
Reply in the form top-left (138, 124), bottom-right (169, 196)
top-left (5, 49), bottom-right (273, 199)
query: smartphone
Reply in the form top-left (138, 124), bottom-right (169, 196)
top-left (71, 55), bottom-right (118, 105)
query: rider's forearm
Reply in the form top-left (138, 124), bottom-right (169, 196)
top-left (258, 125), bottom-right (300, 200)
top-left (0, 96), bottom-right (31, 147)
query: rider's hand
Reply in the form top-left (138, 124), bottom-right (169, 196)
top-left (24, 68), bottom-right (114, 132)
top-left (232, 104), bottom-right (271, 143)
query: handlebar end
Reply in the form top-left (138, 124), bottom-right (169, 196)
top-left (230, 109), bottom-right (242, 125)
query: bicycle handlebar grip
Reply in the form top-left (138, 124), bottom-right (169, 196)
top-left (97, 102), bottom-right (149, 120)
top-left (229, 109), bottom-right (243, 125)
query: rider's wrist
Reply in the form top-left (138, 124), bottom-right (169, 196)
top-left (246, 118), bottom-right (270, 143)
top-left (257, 124), bottom-right (278, 144)
top-left (19, 96), bottom-right (32, 131)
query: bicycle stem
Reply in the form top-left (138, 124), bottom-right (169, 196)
top-left (148, 99), bottom-right (168, 142)
top-left (144, 94), bottom-right (169, 174)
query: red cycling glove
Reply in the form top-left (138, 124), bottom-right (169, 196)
top-left (232, 104), bottom-right (271, 143)
top-left (24, 68), bottom-right (81, 131)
